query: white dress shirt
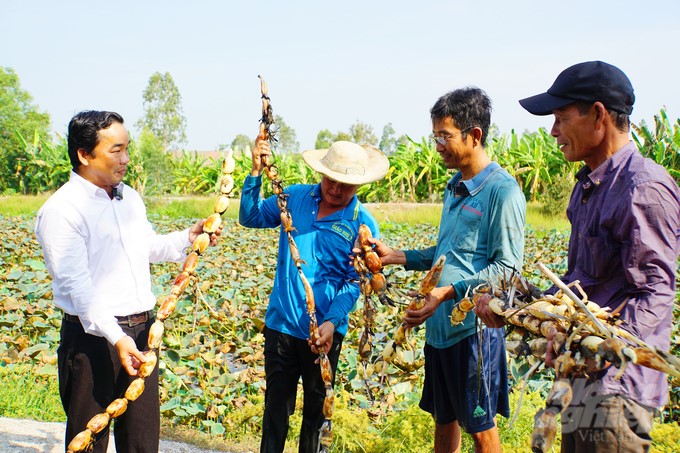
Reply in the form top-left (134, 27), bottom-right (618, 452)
top-left (35, 172), bottom-right (191, 346)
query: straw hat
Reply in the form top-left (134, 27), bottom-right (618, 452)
top-left (301, 141), bottom-right (389, 185)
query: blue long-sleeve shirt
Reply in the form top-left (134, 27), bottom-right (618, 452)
top-left (239, 175), bottom-right (380, 340)
top-left (404, 162), bottom-right (526, 348)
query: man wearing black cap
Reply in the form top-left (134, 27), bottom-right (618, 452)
top-left (478, 61), bottom-right (680, 451)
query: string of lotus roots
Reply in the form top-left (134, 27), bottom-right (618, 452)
top-left (256, 75), bottom-right (339, 452)
top-left (450, 262), bottom-right (680, 453)
top-left (65, 138), bottom-right (236, 452)
top-left (353, 227), bottom-right (446, 389)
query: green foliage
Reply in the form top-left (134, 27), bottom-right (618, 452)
top-left (335, 131), bottom-right (352, 142)
top-left (0, 364), bottom-right (64, 422)
top-left (171, 151), bottom-right (217, 195)
top-left (491, 129), bottom-right (574, 202)
top-left (378, 124), bottom-right (410, 155)
top-left (541, 172), bottom-right (575, 217)
top-left (525, 202), bottom-right (570, 232)
top-left (378, 123), bottom-right (397, 154)
top-left (349, 121), bottom-right (378, 146)
top-left (228, 134), bottom-right (254, 155)
top-left (256, 151), bottom-right (317, 197)
top-left (272, 115), bottom-right (300, 153)
top-left (145, 196), bottom-right (239, 220)
top-left (136, 71), bottom-right (187, 150)
top-left (314, 121), bottom-right (379, 150)
top-left (315, 129), bottom-right (335, 149)
top-left (360, 137), bottom-right (449, 203)
top-left (0, 195), bottom-right (49, 215)
top-left (15, 132), bottom-right (70, 194)
top-left (0, 67), bottom-right (52, 194)
top-left (135, 127), bottom-right (175, 195)
top-left (632, 108), bottom-right (680, 182)
top-left (5, 80), bottom-right (680, 203)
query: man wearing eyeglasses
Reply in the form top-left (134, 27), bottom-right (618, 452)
top-left (371, 87), bottom-right (526, 452)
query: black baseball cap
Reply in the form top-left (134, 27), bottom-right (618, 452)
top-left (519, 61), bottom-right (635, 116)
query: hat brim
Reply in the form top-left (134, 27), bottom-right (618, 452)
top-left (519, 92), bottom-right (575, 116)
top-left (302, 145), bottom-right (389, 185)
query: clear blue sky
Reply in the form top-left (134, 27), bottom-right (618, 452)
top-left (2, 0), bottom-right (679, 151)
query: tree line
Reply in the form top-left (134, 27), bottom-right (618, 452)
top-left (1, 66), bottom-right (678, 207)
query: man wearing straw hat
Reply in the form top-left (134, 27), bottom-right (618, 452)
top-left (239, 134), bottom-right (389, 453)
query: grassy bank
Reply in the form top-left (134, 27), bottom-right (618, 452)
top-left (2, 369), bottom-right (678, 452)
top-left (0, 195), bottom-right (569, 231)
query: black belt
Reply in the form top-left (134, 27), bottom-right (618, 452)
top-left (63, 310), bottom-right (155, 327)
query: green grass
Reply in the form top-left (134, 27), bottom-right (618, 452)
top-left (145, 196), bottom-right (239, 220)
top-left (366, 201), bottom-right (570, 231)
top-left (0, 195), bottom-right (570, 233)
top-left (0, 194), bottom-right (239, 220)
top-left (365, 202), bottom-right (442, 226)
top-left (2, 365), bottom-right (677, 452)
top-left (0, 364), bottom-right (64, 422)
top-left (526, 201), bottom-right (570, 231)
top-left (0, 194), bottom-right (50, 216)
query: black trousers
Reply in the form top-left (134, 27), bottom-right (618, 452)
top-left (58, 317), bottom-right (159, 453)
top-left (261, 328), bottom-right (343, 453)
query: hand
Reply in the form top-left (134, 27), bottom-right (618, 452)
top-left (250, 133), bottom-right (272, 176)
top-left (544, 326), bottom-right (557, 369)
top-left (473, 293), bottom-right (507, 328)
top-left (365, 238), bottom-right (406, 266)
top-left (188, 219), bottom-right (222, 246)
top-left (404, 285), bottom-right (453, 327)
top-left (308, 321), bottom-right (335, 355)
top-left (115, 335), bottom-right (147, 376)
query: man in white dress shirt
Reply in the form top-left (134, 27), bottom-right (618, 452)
top-left (35, 110), bottom-right (219, 452)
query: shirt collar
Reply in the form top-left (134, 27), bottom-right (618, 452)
top-left (310, 183), bottom-right (360, 220)
top-left (70, 171), bottom-right (124, 200)
top-left (448, 161), bottom-right (502, 196)
top-left (576, 140), bottom-right (636, 187)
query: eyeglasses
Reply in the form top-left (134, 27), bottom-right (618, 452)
top-left (429, 128), bottom-right (472, 146)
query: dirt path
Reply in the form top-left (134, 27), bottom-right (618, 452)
top-left (0, 417), bottom-right (230, 453)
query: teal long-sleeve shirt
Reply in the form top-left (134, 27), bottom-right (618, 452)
top-left (239, 175), bottom-right (380, 340)
top-left (404, 162), bottom-right (526, 348)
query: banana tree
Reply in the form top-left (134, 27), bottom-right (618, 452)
top-left (505, 129), bottom-right (566, 202)
top-left (632, 108), bottom-right (680, 182)
top-left (15, 131), bottom-right (70, 194)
